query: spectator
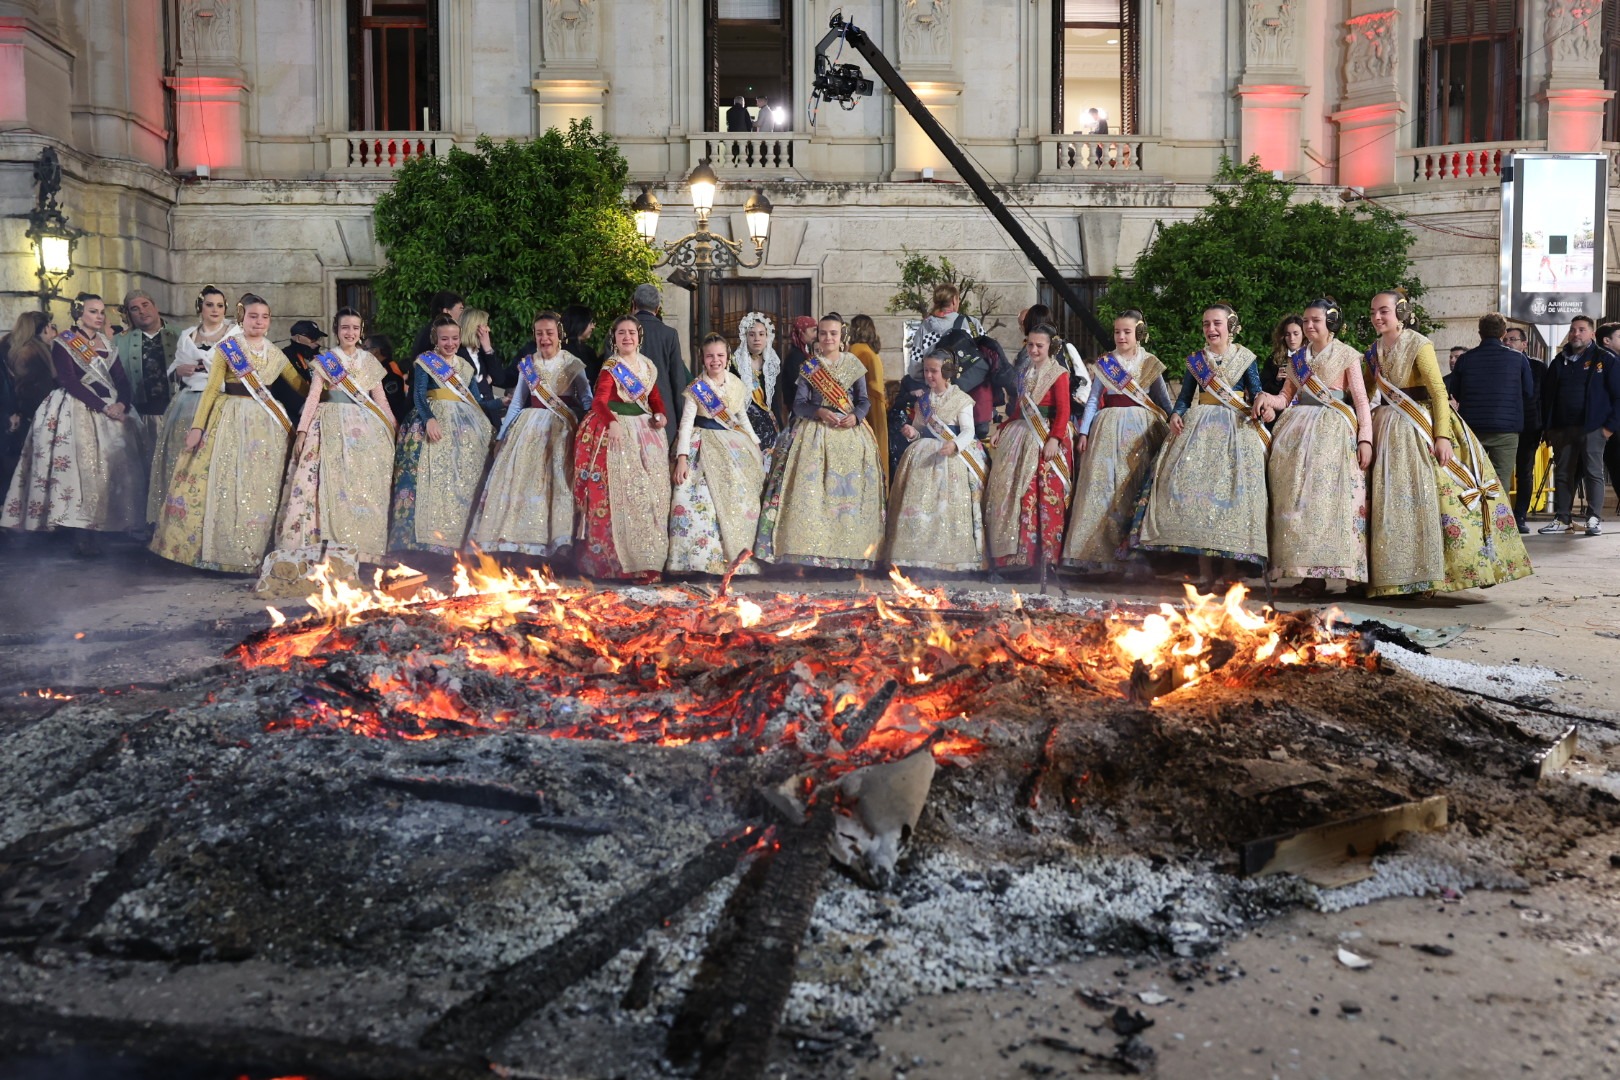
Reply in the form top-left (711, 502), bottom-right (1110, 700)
top-left (846, 314), bottom-right (889, 487)
top-left (1, 311), bottom-right (56, 493)
top-left (410, 291), bottom-right (465, 358)
top-left (1450, 312), bottom-right (1533, 492)
top-left (1594, 322), bottom-right (1620, 521)
top-left (276, 318), bottom-right (325, 416)
top-left (562, 304), bottom-right (600, 384)
top-left (366, 333), bottom-right (412, 422)
top-left (113, 289), bottom-right (179, 447)
top-left (1087, 108), bottom-right (1109, 135)
top-left (1539, 315), bottom-right (1608, 534)
top-left (457, 306), bottom-right (508, 397)
top-left (631, 282), bottom-right (688, 431)
top-left (907, 283), bottom-right (981, 376)
top-left (777, 315), bottom-right (816, 427)
top-left (725, 96), bottom-right (753, 133)
top-left (756, 96), bottom-right (781, 132)
top-left (1504, 324), bottom-right (1544, 533)
top-left (1263, 315), bottom-right (1304, 400)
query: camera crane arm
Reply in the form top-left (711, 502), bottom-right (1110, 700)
top-left (813, 14), bottom-right (1111, 346)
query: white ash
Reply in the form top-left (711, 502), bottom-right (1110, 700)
top-left (1376, 641), bottom-right (1566, 698)
top-left (1306, 831), bottom-right (1526, 913)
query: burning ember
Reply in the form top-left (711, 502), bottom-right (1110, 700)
top-left (233, 561), bottom-right (1366, 771)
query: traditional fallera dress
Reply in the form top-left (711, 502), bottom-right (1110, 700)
top-left (755, 350), bottom-right (886, 569)
top-left (667, 371), bottom-right (766, 575)
top-left (1266, 339), bottom-right (1373, 582)
top-left (1061, 349), bottom-right (1171, 573)
top-left (850, 342), bottom-right (890, 488)
top-left (150, 337), bottom-right (305, 571)
top-left (262, 346), bottom-right (396, 581)
top-left (148, 321), bottom-right (240, 524)
top-left (388, 351), bottom-right (494, 555)
top-left (572, 352), bottom-right (672, 580)
top-left (885, 384), bottom-right (987, 571)
top-left (731, 331), bottom-right (781, 464)
top-left (467, 349), bottom-right (590, 558)
top-left (985, 356), bottom-right (1071, 569)
top-left (1138, 346), bottom-right (1270, 568)
top-left (2, 329), bottom-right (149, 533)
top-left (1365, 329), bottom-right (1531, 596)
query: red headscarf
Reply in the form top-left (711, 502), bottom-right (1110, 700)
top-left (790, 315), bottom-right (817, 349)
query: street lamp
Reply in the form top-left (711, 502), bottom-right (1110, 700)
top-left (25, 148), bottom-right (82, 314)
top-left (634, 161), bottom-right (772, 339)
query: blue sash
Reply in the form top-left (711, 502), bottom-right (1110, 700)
top-left (609, 358), bottom-right (649, 404)
top-left (416, 350), bottom-right (477, 407)
top-left (1189, 350), bottom-right (1268, 448)
top-left (220, 338), bottom-right (292, 432)
top-left (798, 353), bottom-right (854, 414)
top-left (1096, 352), bottom-right (1167, 421)
top-left (315, 349), bottom-right (394, 430)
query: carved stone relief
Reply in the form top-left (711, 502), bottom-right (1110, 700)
top-left (1548, 1), bottom-right (1603, 67)
top-left (542, 0), bottom-right (598, 64)
top-left (901, 0), bottom-right (951, 65)
top-left (1245, 1), bottom-right (1297, 69)
top-left (178, 0), bottom-right (241, 66)
top-left (1343, 9), bottom-right (1397, 91)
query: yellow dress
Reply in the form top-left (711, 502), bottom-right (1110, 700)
top-left (150, 340), bottom-right (306, 572)
top-left (885, 385), bottom-right (986, 571)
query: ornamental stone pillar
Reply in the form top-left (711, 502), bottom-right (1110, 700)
top-left (165, 0), bottom-right (248, 173)
top-left (1539, 1), bottom-right (1612, 153)
top-left (894, 0), bottom-right (961, 179)
top-left (531, 0), bottom-right (608, 134)
top-left (1331, 7), bottom-right (1402, 189)
top-left (1234, 1), bottom-right (1309, 175)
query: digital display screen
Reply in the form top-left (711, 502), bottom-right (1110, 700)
top-left (1502, 153), bottom-right (1608, 322)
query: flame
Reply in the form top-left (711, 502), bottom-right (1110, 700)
top-left (736, 596), bottom-right (763, 627)
top-left (25, 688), bottom-right (73, 700)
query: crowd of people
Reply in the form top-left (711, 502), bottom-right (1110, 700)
top-left (6, 275), bottom-right (1613, 599)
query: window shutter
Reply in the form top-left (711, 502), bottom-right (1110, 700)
top-left (1121, 0), bottom-right (1139, 136)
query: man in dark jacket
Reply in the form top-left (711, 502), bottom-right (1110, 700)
top-left (1504, 325), bottom-right (1544, 532)
top-left (1595, 322), bottom-right (1620, 520)
top-left (1539, 315), bottom-right (1610, 534)
top-left (1451, 313), bottom-right (1533, 493)
top-left (632, 282), bottom-right (687, 431)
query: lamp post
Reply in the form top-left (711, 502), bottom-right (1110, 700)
top-left (632, 161), bottom-right (772, 340)
top-left (25, 148), bottom-right (82, 314)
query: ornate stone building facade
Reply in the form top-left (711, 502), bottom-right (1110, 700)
top-left (1, 1), bottom-right (1617, 354)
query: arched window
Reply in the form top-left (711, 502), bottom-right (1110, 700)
top-left (1421, 0), bottom-right (1520, 146)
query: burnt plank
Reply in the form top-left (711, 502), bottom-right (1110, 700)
top-left (368, 774), bottom-right (612, 835)
top-left (1239, 795), bottom-right (1449, 880)
top-left (419, 827), bottom-right (756, 1055)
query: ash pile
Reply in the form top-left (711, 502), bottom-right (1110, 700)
top-left (0, 569), bottom-right (1612, 1080)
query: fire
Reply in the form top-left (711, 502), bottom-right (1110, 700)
top-left (24, 688), bottom-right (73, 700)
top-left (234, 559), bottom-right (1361, 777)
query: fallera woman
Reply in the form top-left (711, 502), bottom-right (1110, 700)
top-left (985, 322), bottom-right (1071, 572)
top-left (731, 310), bottom-right (781, 463)
top-left (148, 286), bottom-right (240, 524)
top-left (668, 333), bottom-right (765, 575)
top-left (885, 348), bottom-right (987, 572)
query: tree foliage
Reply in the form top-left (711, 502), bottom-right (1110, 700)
top-left (372, 121), bottom-right (656, 351)
top-left (885, 248), bottom-right (1003, 320)
top-left (1102, 158), bottom-right (1428, 375)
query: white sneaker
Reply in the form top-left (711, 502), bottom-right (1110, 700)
top-left (1539, 520), bottom-right (1572, 534)
top-left (1588, 516), bottom-right (1603, 535)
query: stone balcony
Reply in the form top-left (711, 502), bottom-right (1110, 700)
top-left (326, 132), bottom-right (456, 175)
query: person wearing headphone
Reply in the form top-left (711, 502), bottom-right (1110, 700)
top-left (1137, 303), bottom-right (1268, 591)
top-left (1363, 290), bottom-right (1530, 597)
top-left (2, 293), bottom-right (149, 553)
top-left (1061, 309), bottom-right (1173, 578)
top-left (1249, 298), bottom-right (1373, 597)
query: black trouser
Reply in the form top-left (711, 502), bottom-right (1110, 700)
top-left (1605, 431), bottom-right (1620, 512)
top-left (1514, 429), bottom-right (1541, 524)
top-left (1547, 425), bottom-right (1606, 522)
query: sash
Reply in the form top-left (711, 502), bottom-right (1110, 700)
top-left (1367, 349), bottom-right (1501, 512)
top-left (519, 354), bottom-right (578, 428)
top-left (58, 330), bottom-right (118, 398)
top-left (1016, 365), bottom-right (1072, 496)
top-left (315, 350), bottom-right (394, 432)
top-left (1289, 347), bottom-right (1358, 433)
top-left (687, 378), bottom-right (750, 439)
top-left (1096, 353), bottom-right (1168, 423)
top-left (1188, 350), bottom-right (1270, 449)
top-left (219, 338), bottom-right (293, 434)
top-left (608, 358), bottom-right (652, 409)
top-left (416, 351), bottom-right (478, 408)
top-left (798, 353), bottom-right (854, 415)
top-left (919, 392), bottom-right (986, 486)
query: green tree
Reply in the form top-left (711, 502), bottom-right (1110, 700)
top-left (1102, 158), bottom-right (1427, 375)
top-left (885, 248), bottom-right (1003, 320)
top-left (372, 121), bottom-right (656, 352)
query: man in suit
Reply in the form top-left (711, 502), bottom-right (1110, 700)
top-left (632, 283), bottom-right (688, 431)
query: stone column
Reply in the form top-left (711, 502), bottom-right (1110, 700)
top-left (1331, 7), bottom-right (1403, 189)
top-left (531, 0), bottom-right (607, 134)
top-left (1234, 1), bottom-right (1309, 174)
top-left (1539, 1), bottom-right (1612, 153)
top-left (893, 0), bottom-right (960, 179)
top-left (165, 0), bottom-right (248, 173)
top-left (0, 0), bottom-right (72, 140)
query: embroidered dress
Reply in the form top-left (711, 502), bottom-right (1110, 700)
top-left (667, 371), bottom-right (765, 575)
top-left (1365, 329), bottom-right (1531, 596)
top-left (150, 339), bottom-right (304, 571)
top-left (1138, 345), bottom-right (1269, 567)
top-left (1061, 349), bottom-right (1171, 572)
top-left (731, 319), bottom-right (781, 463)
top-left (148, 321), bottom-right (241, 523)
top-left (885, 384), bottom-right (986, 571)
top-left (985, 357), bottom-right (1071, 569)
top-left (3, 331), bottom-right (149, 533)
top-left (269, 348), bottom-right (395, 565)
top-left (1266, 339), bottom-right (1372, 581)
top-left (755, 350), bottom-right (886, 569)
top-left (572, 352), bottom-right (672, 580)
top-left (467, 349), bottom-right (589, 558)
top-left (388, 352), bottom-right (494, 554)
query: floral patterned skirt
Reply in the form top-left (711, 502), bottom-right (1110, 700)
top-left (985, 419), bottom-right (1071, 570)
top-left (147, 389), bottom-right (201, 524)
top-left (1267, 404), bottom-right (1368, 582)
top-left (467, 408), bottom-right (576, 558)
top-left (388, 401), bottom-right (491, 555)
top-left (667, 427), bottom-right (764, 575)
top-left (754, 418), bottom-right (885, 569)
top-left (1061, 406), bottom-right (1165, 572)
top-left (4, 389), bottom-right (148, 533)
top-left (572, 410), bottom-right (671, 580)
